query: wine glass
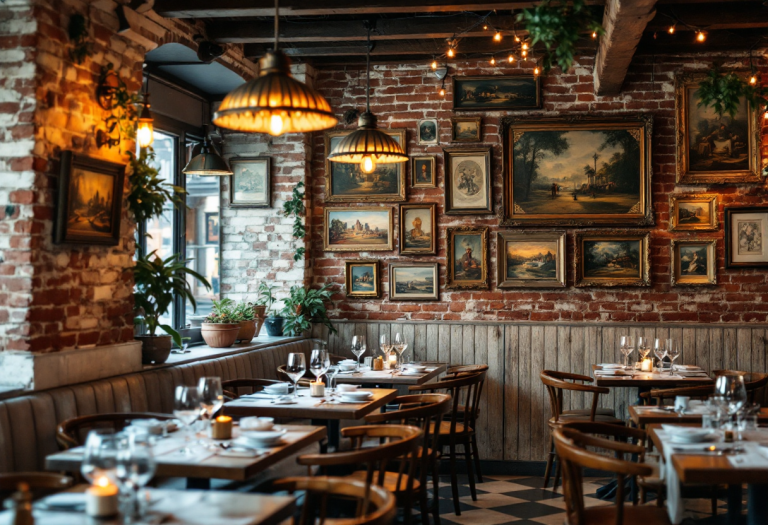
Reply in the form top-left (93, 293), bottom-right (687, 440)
top-left (198, 377), bottom-right (223, 420)
top-left (351, 335), bottom-right (366, 371)
top-left (173, 386), bottom-right (201, 454)
top-left (325, 365), bottom-right (340, 404)
top-left (116, 431), bottom-right (156, 521)
top-left (637, 337), bottom-right (651, 362)
top-left (619, 335), bottom-right (634, 368)
top-left (309, 348), bottom-right (329, 382)
top-left (81, 429), bottom-right (121, 485)
top-left (667, 339), bottom-right (681, 376)
top-left (379, 334), bottom-right (391, 359)
top-left (393, 332), bottom-right (408, 371)
top-left (285, 353), bottom-right (306, 398)
top-left (653, 339), bottom-right (667, 373)
top-left (715, 373), bottom-right (747, 428)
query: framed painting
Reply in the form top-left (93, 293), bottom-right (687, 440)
top-left (54, 151), bottom-right (125, 245)
top-left (497, 231), bottom-right (566, 288)
top-left (323, 206), bottom-right (394, 252)
top-left (574, 230), bottom-right (651, 287)
top-left (675, 72), bottom-right (761, 184)
top-left (669, 193), bottom-right (718, 232)
top-left (417, 118), bottom-right (438, 145)
top-left (451, 117), bottom-right (481, 143)
top-left (453, 75), bottom-right (541, 111)
top-left (725, 206), bottom-right (768, 268)
top-left (411, 156), bottom-right (436, 188)
top-left (446, 227), bottom-right (489, 290)
top-left (501, 116), bottom-right (653, 227)
top-left (324, 129), bottom-right (407, 202)
top-left (345, 260), bottom-right (380, 298)
top-left (399, 203), bottom-right (437, 255)
top-left (389, 263), bottom-right (438, 301)
top-left (671, 239), bottom-right (717, 286)
top-left (205, 212), bottom-right (219, 244)
top-left (444, 147), bottom-right (493, 215)
top-left (229, 157), bottom-right (270, 207)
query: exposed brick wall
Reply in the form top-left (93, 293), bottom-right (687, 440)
top-left (306, 56), bottom-right (768, 324)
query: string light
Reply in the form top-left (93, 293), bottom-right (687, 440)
top-left (494, 32), bottom-right (502, 42)
top-left (514, 35), bottom-right (521, 43)
top-left (447, 47), bottom-right (455, 58)
top-left (668, 24), bottom-right (676, 35)
top-left (431, 60), bottom-right (437, 70)
top-left (696, 30), bottom-right (706, 43)
top-left (508, 55), bottom-right (515, 63)
top-left (483, 24), bottom-right (488, 30)
top-left (750, 74), bottom-right (758, 85)
top-left (522, 42), bottom-right (529, 51)
top-left (521, 49), bottom-right (528, 57)
top-left (490, 56), bottom-right (496, 65)
top-left (534, 65), bottom-right (540, 76)
top-left (592, 31), bottom-right (597, 39)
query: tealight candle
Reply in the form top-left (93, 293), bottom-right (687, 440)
top-left (310, 381), bottom-right (325, 397)
top-left (211, 415), bottom-right (233, 440)
top-left (85, 476), bottom-right (119, 518)
top-left (641, 358), bottom-right (653, 372)
top-left (387, 353), bottom-right (398, 370)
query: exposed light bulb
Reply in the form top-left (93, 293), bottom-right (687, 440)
top-left (696, 31), bottom-right (706, 43)
top-left (592, 31), bottom-right (597, 39)
top-left (668, 25), bottom-right (676, 35)
top-left (431, 60), bottom-right (437, 70)
top-left (136, 122), bottom-right (153, 148)
top-left (447, 48), bottom-right (455, 58)
top-left (483, 24), bottom-right (488, 30)
top-left (521, 49), bottom-right (528, 57)
top-left (490, 57), bottom-right (496, 65)
top-left (750, 75), bottom-right (758, 85)
top-left (360, 155), bottom-right (376, 174)
top-left (534, 66), bottom-right (540, 76)
top-left (269, 114), bottom-right (284, 136)
top-left (439, 87), bottom-right (446, 97)
top-left (514, 35), bottom-right (521, 43)
top-left (522, 43), bottom-right (529, 50)
top-left (508, 55), bottom-right (515, 63)
top-left (494, 32), bottom-right (502, 42)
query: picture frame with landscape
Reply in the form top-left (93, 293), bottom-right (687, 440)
top-left (399, 203), bottom-right (436, 255)
top-left (451, 117), bottom-right (481, 142)
top-left (417, 118), bottom-right (438, 145)
top-left (446, 227), bottom-right (489, 290)
top-left (725, 206), bottom-right (768, 268)
top-left (389, 263), bottom-right (438, 301)
top-left (411, 156), bottom-right (436, 188)
top-left (324, 129), bottom-right (407, 202)
top-left (574, 230), bottom-right (651, 287)
top-left (501, 116), bottom-right (653, 226)
top-left (444, 147), bottom-right (493, 215)
top-left (669, 194), bottom-right (718, 231)
top-left (229, 157), bottom-right (270, 208)
top-left (54, 151), bottom-right (125, 245)
top-left (345, 260), bottom-right (380, 298)
top-left (671, 239), bottom-right (717, 286)
top-left (497, 231), bottom-right (566, 288)
top-left (323, 207), bottom-right (394, 252)
top-left (675, 72), bottom-right (761, 184)
top-left (453, 75), bottom-right (541, 111)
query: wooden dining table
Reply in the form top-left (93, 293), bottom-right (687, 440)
top-left (592, 365), bottom-right (713, 388)
top-left (630, 404), bottom-right (768, 427)
top-left (334, 363), bottom-right (446, 386)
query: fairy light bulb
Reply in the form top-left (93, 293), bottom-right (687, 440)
top-left (534, 65), bottom-right (540, 76)
top-left (508, 55), bottom-right (514, 63)
top-left (360, 155), bottom-right (376, 174)
top-left (483, 24), bottom-right (488, 30)
top-left (490, 57), bottom-right (496, 65)
top-left (269, 114), bottom-right (284, 136)
top-left (494, 32), bottom-right (502, 42)
top-left (696, 31), bottom-right (706, 43)
top-left (750, 75), bottom-right (758, 85)
top-left (439, 87), bottom-right (446, 97)
top-left (522, 42), bottom-right (529, 51)
top-left (431, 60), bottom-right (437, 70)
top-left (514, 35), bottom-right (521, 43)
top-left (668, 25), bottom-right (676, 35)
top-left (447, 47), bottom-right (455, 58)
top-left (592, 31), bottom-right (597, 39)
top-left (521, 49), bottom-right (528, 57)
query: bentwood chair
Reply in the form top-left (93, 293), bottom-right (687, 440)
top-left (445, 364), bottom-right (489, 377)
top-left (56, 412), bottom-right (176, 450)
top-left (222, 378), bottom-right (281, 399)
top-left (638, 384), bottom-right (714, 406)
top-left (273, 476), bottom-right (396, 525)
top-left (365, 394), bottom-right (451, 525)
top-left (0, 473), bottom-right (73, 500)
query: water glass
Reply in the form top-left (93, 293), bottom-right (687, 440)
top-left (197, 377), bottom-right (223, 420)
top-left (653, 339), bottom-right (668, 372)
top-left (286, 353), bottom-right (307, 398)
top-left (116, 432), bottom-right (156, 521)
top-left (620, 335), bottom-right (634, 368)
top-left (351, 335), bottom-right (366, 371)
top-left (309, 348), bottom-right (329, 381)
top-left (81, 429), bottom-right (121, 485)
top-left (326, 366), bottom-right (340, 403)
top-left (667, 339), bottom-right (680, 375)
top-left (715, 373), bottom-right (747, 428)
top-left (173, 386), bottom-right (201, 454)
top-left (379, 334), bottom-right (391, 359)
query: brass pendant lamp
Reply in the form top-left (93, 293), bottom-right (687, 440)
top-left (183, 125), bottom-right (233, 176)
top-left (212, 0), bottom-right (337, 135)
top-left (327, 28), bottom-right (407, 174)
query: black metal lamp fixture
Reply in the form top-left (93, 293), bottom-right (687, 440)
top-left (136, 76), bottom-right (154, 149)
top-left (183, 126), bottom-right (233, 176)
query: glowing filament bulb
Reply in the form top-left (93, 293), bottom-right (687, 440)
top-left (534, 66), bottom-right (540, 76)
top-left (269, 114), bottom-right (284, 136)
top-left (514, 35), bottom-right (521, 43)
top-left (592, 31), bottom-right (597, 39)
top-left (447, 48), bottom-right (455, 58)
top-left (494, 32), bottom-right (502, 42)
top-left (439, 87), bottom-right (446, 97)
top-left (750, 75), bottom-right (758, 85)
top-left (508, 55), bottom-right (514, 63)
top-left (668, 25), bottom-right (676, 34)
top-left (696, 31), bottom-right (706, 43)
top-left (490, 57), bottom-right (496, 65)
top-left (360, 155), bottom-right (376, 174)
top-left (431, 60), bottom-right (437, 69)
top-left (136, 122), bottom-right (153, 148)
top-left (522, 42), bottom-right (529, 50)
top-left (521, 49), bottom-right (528, 57)
top-left (483, 24), bottom-right (488, 30)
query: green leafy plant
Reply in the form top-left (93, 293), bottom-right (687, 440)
top-left (98, 64), bottom-right (141, 141)
top-left (231, 301), bottom-right (256, 322)
top-left (517, 0), bottom-right (604, 73)
top-left (68, 13), bottom-right (91, 64)
top-left (133, 251), bottom-right (211, 348)
top-left (203, 298), bottom-right (240, 324)
top-left (281, 283), bottom-right (337, 336)
top-left (127, 147), bottom-right (187, 224)
top-left (282, 181), bottom-right (306, 261)
top-left (697, 66), bottom-right (768, 118)
top-left (255, 282), bottom-right (280, 315)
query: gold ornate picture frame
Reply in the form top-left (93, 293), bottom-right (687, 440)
top-left (389, 263), bottom-right (439, 301)
top-left (451, 117), bottom-right (482, 142)
top-left (497, 231), bottom-right (566, 288)
top-left (399, 203), bottom-right (437, 255)
top-left (446, 226), bottom-right (489, 290)
top-left (323, 206), bottom-right (394, 252)
top-left (574, 230), bottom-right (651, 288)
top-left (671, 238), bottom-right (717, 286)
top-left (345, 260), bottom-right (381, 298)
top-left (669, 193), bottom-right (719, 232)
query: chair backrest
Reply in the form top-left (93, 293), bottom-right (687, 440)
top-left (445, 364), bottom-right (489, 378)
top-left (222, 378), bottom-right (281, 399)
top-left (273, 476), bottom-right (396, 525)
top-left (0, 472), bottom-right (73, 501)
top-left (712, 370), bottom-right (768, 403)
top-left (639, 384), bottom-right (714, 405)
top-left (540, 370), bottom-right (609, 422)
top-left (409, 370), bottom-right (486, 435)
top-left (559, 421), bottom-right (647, 457)
top-left (277, 364), bottom-right (313, 386)
top-left (57, 412), bottom-right (176, 450)
top-left (553, 428), bottom-right (653, 525)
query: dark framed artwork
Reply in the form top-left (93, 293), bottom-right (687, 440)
top-left (669, 193), bottom-right (719, 232)
top-left (671, 239), bottom-right (717, 286)
top-left (453, 75), bottom-right (542, 111)
top-left (444, 147), bottom-right (493, 215)
top-left (205, 212), bottom-right (219, 244)
top-left (54, 151), bottom-right (125, 245)
top-left (497, 231), bottom-right (566, 288)
top-left (324, 129), bottom-right (407, 202)
top-left (411, 156), bottom-right (436, 188)
top-left (323, 206), bottom-right (394, 252)
top-left (451, 117), bottom-right (481, 143)
top-left (574, 230), bottom-right (651, 287)
top-left (229, 157), bottom-right (271, 207)
top-left (345, 260), bottom-right (381, 298)
top-left (675, 72), bottom-right (761, 184)
top-left (502, 115), bottom-right (653, 227)
top-left (417, 118), bottom-right (438, 145)
top-left (399, 203), bottom-right (437, 255)
top-left (725, 206), bottom-right (768, 268)
top-left (389, 263), bottom-right (439, 301)
top-left (447, 226), bottom-right (489, 290)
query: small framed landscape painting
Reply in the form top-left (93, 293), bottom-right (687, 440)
top-left (446, 227), bottom-right (489, 290)
top-left (55, 152), bottom-right (125, 245)
top-left (669, 194), bottom-right (718, 231)
top-left (229, 157), bottom-right (270, 207)
top-left (497, 231), bottom-right (566, 288)
top-left (725, 206), bottom-right (768, 268)
top-left (417, 118), bottom-right (438, 145)
top-left (444, 147), bottom-right (493, 215)
top-left (205, 212), bottom-right (219, 244)
top-left (451, 117), bottom-right (481, 143)
top-left (345, 260), bottom-right (380, 298)
top-left (574, 230), bottom-right (651, 287)
top-left (671, 239), bottom-right (717, 286)
top-left (453, 75), bottom-right (541, 111)
top-left (411, 156), bottom-right (436, 188)
top-left (324, 129), bottom-right (407, 202)
top-left (323, 206), bottom-right (394, 252)
top-left (389, 263), bottom-right (438, 301)
top-left (399, 203), bottom-right (437, 255)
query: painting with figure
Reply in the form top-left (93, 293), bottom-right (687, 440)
top-left (453, 76), bottom-right (541, 110)
top-left (390, 264), bottom-right (438, 300)
top-left (453, 234), bottom-right (483, 281)
top-left (412, 157), bottom-right (434, 187)
top-left (680, 245), bottom-right (708, 276)
top-left (738, 220), bottom-right (762, 255)
top-left (449, 155), bottom-right (488, 210)
top-left (403, 208), bottom-right (433, 251)
top-left (418, 119), bottom-right (438, 144)
top-left (350, 265), bottom-right (376, 292)
top-left (324, 207), bottom-right (393, 251)
top-left (506, 240), bottom-right (558, 280)
top-left (584, 240), bottom-right (641, 279)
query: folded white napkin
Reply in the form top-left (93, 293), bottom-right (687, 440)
top-left (657, 429), bottom-right (702, 524)
top-left (728, 442), bottom-right (768, 468)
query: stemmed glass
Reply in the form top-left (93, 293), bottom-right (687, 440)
top-left (351, 335), bottom-right (366, 371)
top-left (198, 377), bottom-right (224, 420)
top-left (637, 337), bottom-right (651, 364)
top-left (285, 353), bottom-right (306, 398)
top-left (309, 348), bottom-right (329, 383)
top-left (81, 429), bottom-right (121, 485)
top-left (667, 339), bottom-right (681, 376)
top-left (393, 333), bottom-right (408, 371)
top-left (715, 373), bottom-right (747, 429)
top-left (619, 335), bottom-right (634, 368)
top-left (116, 431), bottom-right (156, 521)
top-left (653, 339), bottom-right (668, 373)
top-left (173, 386), bottom-right (201, 455)
top-left (325, 365), bottom-right (340, 404)
top-left (379, 334), bottom-right (391, 360)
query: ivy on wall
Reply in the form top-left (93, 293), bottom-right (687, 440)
top-left (283, 181), bottom-right (306, 261)
top-left (697, 66), bottom-right (768, 118)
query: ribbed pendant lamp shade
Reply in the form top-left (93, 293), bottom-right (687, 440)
top-left (327, 112), bottom-right (407, 164)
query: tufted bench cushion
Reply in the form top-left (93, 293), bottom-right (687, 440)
top-left (0, 339), bottom-right (313, 473)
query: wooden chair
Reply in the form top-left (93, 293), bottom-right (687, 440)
top-left (445, 364), bottom-right (489, 377)
top-left (408, 370), bottom-right (485, 516)
top-left (56, 412), bottom-right (176, 450)
top-left (712, 370), bottom-right (768, 403)
top-left (273, 476), bottom-right (396, 525)
top-left (222, 378), bottom-right (281, 399)
top-left (0, 473), bottom-right (73, 500)
top-left (277, 364), bottom-right (313, 387)
top-left (297, 425), bottom-right (422, 525)
top-left (365, 394), bottom-right (451, 525)
top-left (553, 427), bottom-right (672, 525)
top-left (639, 384), bottom-right (714, 406)
top-left (540, 370), bottom-right (624, 489)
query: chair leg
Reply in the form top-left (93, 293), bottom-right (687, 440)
top-left (420, 485), bottom-right (430, 525)
top-left (711, 492), bottom-right (718, 517)
top-left (431, 456), bottom-right (442, 525)
top-left (639, 485), bottom-right (647, 504)
top-left (448, 442), bottom-right (461, 516)
top-left (464, 437), bottom-right (477, 501)
top-left (543, 436), bottom-right (555, 488)
top-left (552, 454), bottom-right (562, 491)
top-left (471, 433), bottom-right (484, 484)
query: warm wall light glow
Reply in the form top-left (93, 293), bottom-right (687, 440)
top-left (136, 122), bottom-right (153, 148)
top-left (490, 57), bottom-right (496, 65)
top-left (534, 66), bottom-right (540, 76)
top-left (483, 24), bottom-right (488, 30)
top-left (750, 75), bottom-right (758, 85)
top-left (696, 31), bottom-right (706, 42)
top-left (447, 48), bottom-right (455, 58)
top-left (439, 87), bottom-right (446, 97)
top-left (360, 155), bottom-right (376, 174)
top-left (494, 32), bottom-right (502, 42)
top-left (269, 114), bottom-right (284, 136)
top-left (431, 60), bottom-right (437, 69)
top-left (592, 31), bottom-right (597, 39)
top-left (668, 25), bottom-right (676, 34)
top-left (508, 55), bottom-right (515, 63)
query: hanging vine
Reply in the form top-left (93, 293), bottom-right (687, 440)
top-left (127, 148), bottom-right (187, 225)
top-left (283, 181), bottom-right (307, 262)
top-left (697, 65), bottom-right (768, 118)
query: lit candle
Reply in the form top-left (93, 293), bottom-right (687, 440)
top-left (85, 477), bottom-right (119, 518)
top-left (388, 353), bottom-right (398, 370)
top-left (373, 357), bottom-right (384, 371)
top-left (641, 358), bottom-right (653, 372)
top-left (310, 381), bottom-right (325, 397)
top-left (211, 415), bottom-right (233, 440)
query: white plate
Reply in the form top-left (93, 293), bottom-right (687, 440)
top-left (238, 429), bottom-right (287, 446)
top-left (676, 365), bottom-right (701, 371)
top-left (662, 425), bottom-right (716, 443)
top-left (340, 391), bottom-right (373, 400)
top-left (599, 363), bottom-right (624, 369)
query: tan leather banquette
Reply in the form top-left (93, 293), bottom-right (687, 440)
top-left (0, 339), bottom-right (312, 473)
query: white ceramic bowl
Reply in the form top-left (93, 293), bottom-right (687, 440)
top-left (239, 417), bottom-right (275, 431)
top-left (340, 390), bottom-right (373, 400)
top-left (239, 428), bottom-right (287, 446)
top-left (339, 363), bottom-right (357, 371)
top-left (337, 384), bottom-right (360, 393)
top-left (264, 383), bottom-right (290, 394)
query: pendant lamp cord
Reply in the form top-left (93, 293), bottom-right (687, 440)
top-left (366, 27), bottom-right (371, 113)
top-left (274, 0), bottom-right (279, 51)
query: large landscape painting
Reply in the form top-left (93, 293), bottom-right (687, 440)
top-left (324, 207), bottom-right (393, 252)
top-left (497, 231), bottom-right (566, 288)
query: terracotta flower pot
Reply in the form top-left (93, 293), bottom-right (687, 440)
top-left (136, 334), bottom-right (172, 365)
top-left (252, 305), bottom-right (267, 336)
top-left (201, 323), bottom-right (240, 348)
top-left (236, 319), bottom-right (257, 343)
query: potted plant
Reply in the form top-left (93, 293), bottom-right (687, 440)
top-left (255, 283), bottom-right (284, 336)
top-left (201, 299), bottom-right (241, 348)
top-left (232, 301), bottom-right (258, 343)
top-left (281, 283), bottom-right (337, 337)
top-left (133, 251), bottom-right (210, 364)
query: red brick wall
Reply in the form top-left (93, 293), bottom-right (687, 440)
top-left (308, 56), bottom-right (768, 324)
